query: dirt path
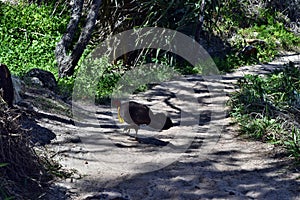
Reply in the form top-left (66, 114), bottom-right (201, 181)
top-left (39, 54), bottom-right (300, 199)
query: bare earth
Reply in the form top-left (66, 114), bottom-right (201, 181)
top-left (28, 54), bottom-right (299, 199)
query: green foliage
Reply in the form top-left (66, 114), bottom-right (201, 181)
top-left (240, 19), bottom-right (300, 62)
top-left (72, 56), bottom-right (123, 102)
top-left (0, 163), bottom-right (8, 167)
top-left (109, 57), bottom-right (177, 99)
top-left (58, 75), bottom-right (75, 98)
top-left (229, 62), bottom-right (300, 159)
top-left (0, 2), bottom-right (69, 77)
top-left (96, 65), bottom-right (122, 99)
top-left (1, 0), bottom-right (299, 100)
top-left (214, 2), bottom-right (300, 72)
top-left (216, 21), bottom-right (299, 72)
top-left (214, 54), bottom-right (248, 72)
top-left (74, 48), bottom-right (198, 101)
top-left (239, 115), bottom-right (285, 142)
top-left (284, 128), bottom-right (300, 158)
top-left (42, 156), bottom-right (77, 179)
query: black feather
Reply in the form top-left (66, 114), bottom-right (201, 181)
top-left (118, 101), bottom-right (173, 132)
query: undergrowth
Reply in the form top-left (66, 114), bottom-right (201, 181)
top-left (0, 100), bottom-right (76, 199)
top-left (0, 103), bottom-right (50, 199)
top-left (214, 3), bottom-right (300, 72)
top-left (1, 1), bottom-right (299, 99)
top-left (0, 2), bottom-right (69, 77)
top-left (229, 62), bottom-right (300, 159)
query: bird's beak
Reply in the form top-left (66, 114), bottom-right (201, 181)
top-left (117, 106), bottom-right (124, 123)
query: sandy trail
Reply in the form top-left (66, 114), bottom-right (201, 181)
top-left (39, 54), bottom-right (300, 199)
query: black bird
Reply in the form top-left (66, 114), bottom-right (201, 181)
top-left (113, 100), bottom-right (173, 137)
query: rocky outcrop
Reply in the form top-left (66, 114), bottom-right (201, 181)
top-left (25, 68), bottom-right (57, 91)
top-left (11, 75), bottom-right (24, 104)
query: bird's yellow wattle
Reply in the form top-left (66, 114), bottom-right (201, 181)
top-left (117, 106), bottom-right (124, 123)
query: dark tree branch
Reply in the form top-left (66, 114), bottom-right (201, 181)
top-left (68, 0), bottom-right (102, 76)
top-left (55, 0), bottom-right (102, 78)
top-left (195, 0), bottom-right (206, 43)
top-left (55, 0), bottom-right (84, 78)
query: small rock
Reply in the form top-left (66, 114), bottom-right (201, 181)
top-left (64, 136), bottom-right (81, 143)
top-left (239, 45), bottom-right (258, 58)
top-left (30, 77), bottom-right (43, 87)
top-left (25, 68), bottom-right (57, 91)
top-left (11, 75), bottom-right (24, 104)
top-left (82, 192), bottom-right (128, 200)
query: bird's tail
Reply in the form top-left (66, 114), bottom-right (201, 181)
top-left (148, 112), bottom-right (173, 131)
top-left (162, 115), bottom-right (173, 130)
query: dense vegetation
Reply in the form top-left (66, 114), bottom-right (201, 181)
top-left (0, 2), bottom-right (69, 76)
top-left (0, 100), bottom-right (75, 199)
top-left (0, 0), bottom-right (299, 98)
top-left (229, 62), bottom-right (300, 159)
top-left (0, 103), bottom-right (50, 199)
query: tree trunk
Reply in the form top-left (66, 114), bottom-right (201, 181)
top-left (195, 0), bottom-right (206, 43)
top-left (55, 0), bottom-right (84, 78)
top-left (0, 64), bottom-right (14, 107)
top-left (55, 0), bottom-right (102, 78)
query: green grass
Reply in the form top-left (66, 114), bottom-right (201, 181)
top-left (0, 1), bottom-right (299, 101)
top-left (215, 7), bottom-right (300, 72)
top-left (229, 62), bottom-right (300, 159)
top-left (0, 2), bottom-right (69, 77)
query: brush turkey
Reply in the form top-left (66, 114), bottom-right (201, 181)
top-left (113, 100), bottom-right (173, 137)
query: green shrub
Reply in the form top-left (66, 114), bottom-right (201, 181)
top-left (229, 62), bottom-right (300, 159)
top-left (0, 2), bottom-right (69, 77)
top-left (216, 5), bottom-right (300, 72)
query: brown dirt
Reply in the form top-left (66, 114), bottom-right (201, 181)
top-left (16, 54), bottom-right (300, 200)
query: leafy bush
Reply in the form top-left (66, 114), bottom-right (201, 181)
top-left (240, 15), bottom-right (300, 61)
top-left (214, 1), bottom-right (300, 71)
top-left (229, 62), bottom-right (300, 159)
top-left (0, 2), bottom-right (69, 77)
top-left (0, 0), bottom-right (299, 99)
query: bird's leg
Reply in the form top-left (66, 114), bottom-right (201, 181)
top-left (133, 125), bottom-right (139, 139)
top-left (123, 124), bottom-right (139, 139)
top-left (123, 125), bottom-right (131, 134)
